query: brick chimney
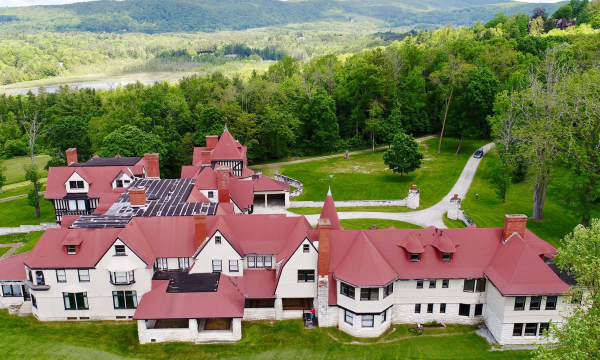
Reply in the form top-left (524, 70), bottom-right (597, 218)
top-left (144, 153), bottom-right (160, 178)
top-left (129, 187), bottom-right (146, 207)
top-left (206, 135), bottom-right (219, 151)
top-left (194, 213), bottom-right (207, 249)
top-left (502, 214), bottom-right (528, 243)
top-left (216, 166), bottom-right (230, 203)
top-left (201, 151), bottom-right (212, 166)
top-left (66, 148), bottom-right (78, 165)
top-left (318, 218), bottom-right (331, 277)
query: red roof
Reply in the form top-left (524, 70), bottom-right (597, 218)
top-left (216, 203), bottom-right (234, 215)
top-left (45, 166), bottom-right (131, 202)
top-left (133, 273), bottom-right (245, 319)
top-left (211, 130), bottom-right (244, 160)
top-left (485, 235), bottom-right (569, 295)
top-left (181, 166), bottom-right (201, 179)
top-left (0, 252), bottom-right (29, 281)
top-left (192, 146), bottom-right (209, 166)
top-left (333, 232), bottom-right (397, 287)
top-left (127, 217), bottom-right (197, 259)
top-left (253, 175), bottom-right (290, 192)
top-left (194, 167), bottom-right (217, 190)
top-left (240, 167), bottom-right (255, 178)
top-left (319, 193), bottom-right (341, 230)
top-left (233, 270), bottom-right (277, 298)
top-left (186, 189), bottom-right (210, 203)
top-left (229, 178), bottom-right (254, 210)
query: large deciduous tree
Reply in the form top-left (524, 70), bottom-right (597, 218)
top-left (99, 125), bottom-right (165, 159)
top-left (383, 133), bottom-right (424, 180)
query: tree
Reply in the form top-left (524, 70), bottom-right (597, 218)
top-left (553, 4), bottom-right (574, 21)
top-left (299, 89), bottom-right (339, 155)
top-left (99, 125), bottom-right (165, 158)
top-left (46, 116), bottom-right (92, 164)
top-left (431, 55), bottom-right (469, 154)
top-left (21, 110), bottom-right (47, 219)
top-left (383, 133), bottom-right (424, 180)
top-left (366, 100), bottom-right (383, 154)
top-left (534, 219), bottom-right (600, 360)
top-left (0, 160), bottom-right (6, 194)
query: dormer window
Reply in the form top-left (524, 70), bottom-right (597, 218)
top-left (116, 180), bottom-right (124, 188)
top-left (115, 245), bottom-right (126, 256)
top-left (442, 253), bottom-right (452, 262)
top-left (66, 245), bottom-right (76, 254)
top-left (69, 181), bottom-right (85, 189)
top-left (410, 253), bottom-right (420, 262)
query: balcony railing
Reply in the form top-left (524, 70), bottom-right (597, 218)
top-left (24, 280), bottom-right (50, 291)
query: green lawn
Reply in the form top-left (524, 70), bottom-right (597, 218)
top-left (0, 198), bottom-right (55, 227)
top-left (278, 138), bottom-right (488, 208)
top-left (340, 219), bottom-right (423, 230)
top-left (0, 310), bottom-right (532, 359)
top-left (288, 206), bottom-right (413, 215)
top-left (0, 247), bottom-right (10, 258)
top-left (0, 231), bottom-right (45, 254)
top-left (2, 155), bottom-right (50, 185)
top-left (461, 152), bottom-right (599, 248)
top-left (443, 217), bottom-right (468, 229)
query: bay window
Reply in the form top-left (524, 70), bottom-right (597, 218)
top-left (360, 288), bottom-right (379, 301)
top-left (340, 282), bottom-right (355, 299)
top-left (110, 271), bottom-right (135, 285)
top-left (361, 314), bottom-right (374, 328)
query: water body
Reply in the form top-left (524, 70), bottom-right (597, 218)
top-left (0, 72), bottom-right (199, 96)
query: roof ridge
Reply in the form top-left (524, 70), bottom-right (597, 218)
top-left (362, 231), bottom-right (398, 280)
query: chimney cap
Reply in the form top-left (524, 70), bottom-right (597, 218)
top-left (453, 194), bottom-right (458, 199)
top-left (66, 147), bottom-right (77, 152)
top-left (412, 184), bottom-right (417, 189)
top-left (318, 218), bottom-right (331, 227)
top-left (504, 214), bottom-right (528, 220)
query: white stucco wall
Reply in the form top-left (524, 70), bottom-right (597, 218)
top-left (335, 281), bottom-right (395, 314)
top-left (337, 307), bottom-right (391, 337)
top-left (0, 281), bottom-right (25, 308)
top-left (65, 172), bottom-right (90, 194)
top-left (275, 238), bottom-right (317, 299)
top-left (191, 231), bottom-right (243, 276)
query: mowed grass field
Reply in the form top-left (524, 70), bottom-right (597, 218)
top-left (0, 311), bottom-right (532, 360)
top-left (340, 218), bottom-right (423, 230)
top-left (0, 197), bottom-right (55, 227)
top-left (2, 155), bottom-right (50, 185)
top-left (277, 138), bottom-right (488, 208)
top-left (461, 152), bottom-right (599, 248)
top-left (0, 231), bottom-right (45, 254)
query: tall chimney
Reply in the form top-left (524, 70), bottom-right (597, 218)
top-left (502, 214), bottom-right (528, 243)
top-left (216, 166), bottom-right (230, 203)
top-left (194, 213), bottom-right (207, 249)
top-left (66, 148), bottom-right (78, 165)
top-left (318, 218), bottom-right (331, 277)
top-left (201, 151), bottom-right (212, 166)
top-left (144, 153), bottom-right (160, 178)
top-left (206, 135), bottom-right (219, 151)
top-left (129, 187), bottom-right (146, 207)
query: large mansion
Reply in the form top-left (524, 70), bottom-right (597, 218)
top-left (0, 130), bottom-right (572, 345)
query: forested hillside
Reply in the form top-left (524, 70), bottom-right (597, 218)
top-left (0, 0), bottom-right (563, 33)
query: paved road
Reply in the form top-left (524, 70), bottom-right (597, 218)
top-left (0, 190), bottom-right (46, 203)
top-left (250, 135), bottom-right (438, 169)
top-left (301, 143), bottom-right (495, 229)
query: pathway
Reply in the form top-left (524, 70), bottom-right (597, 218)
top-left (299, 143), bottom-right (495, 229)
top-left (250, 135), bottom-right (438, 170)
top-left (0, 191), bottom-right (46, 203)
top-left (0, 243), bottom-right (24, 259)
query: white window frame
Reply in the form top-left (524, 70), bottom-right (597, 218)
top-left (56, 269), bottom-right (67, 283)
top-left (229, 260), bottom-right (239, 272)
top-left (212, 260), bottom-right (222, 272)
top-left (78, 269), bottom-right (90, 282)
top-left (361, 314), bottom-right (374, 328)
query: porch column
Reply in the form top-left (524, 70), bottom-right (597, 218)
top-left (137, 320), bottom-right (148, 344)
top-left (189, 318), bottom-right (198, 339)
top-left (275, 298), bottom-right (283, 320)
top-left (264, 194), bottom-right (268, 207)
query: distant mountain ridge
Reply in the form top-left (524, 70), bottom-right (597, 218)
top-left (0, 0), bottom-right (565, 33)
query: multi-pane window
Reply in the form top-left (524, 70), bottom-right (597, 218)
top-left (212, 260), bottom-right (222, 272)
top-left (410, 253), bottom-right (420, 262)
top-left (344, 310), bottom-right (354, 324)
top-left (440, 303), bottom-right (446, 313)
top-left (381, 310), bottom-right (387, 322)
top-left (545, 296), bottom-right (557, 310)
top-left (178, 257), bottom-right (190, 270)
top-left (539, 323), bottom-right (550, 334)
top-left (208, 191), bottom-right (214, 199)
top-left (514, 296), bottom-right (526, 311)
top-left (35, 271), bottom-right (45, 285)
top-left (442, 279), bottom-right (449, 288)
top-left (362, 315), bottom-right (374, 328)
top-left (115, 180), bottom-right (124, 188)
top-left (415, 304), bottom-right (421, 313)
top-left (458, 304), bottom-right (470, 316)
top-left (416, 281), bottom-right (423, 289)
top-left (229, 260), bottom-right (239, 272)
top-left (56, 269), bottom-right (67, 283)
top-left (360, 288), bottom-right (379, 301)
top-left (155, 258), bottom-right (168, 270)
top-left (113, 291), bottom-right (138, 309)
top-left (110, 271), bottom-right (134, 284)
top-left (247, 255), bottom-right (272, 268)
top-left (340, 283), bottom-right (355, 299)
top-left (464, 278), bottom-right (486, 292)
top-left (427, 303), bottom-right (434, 313)
top-left (115, 245), bottom-right (126, 256)
top-left (442, 253), bottom-right (452, 261)
top-left (67, 199), bottom-right (86, 211)
top-left (383, 283), bottom-right (394, 298)
top-left (530, 296), bottom-right (542, 310)
top-left (303, 244), bottom-right (310, 253)
top-left (69, 181), bottom-right (85, 189)
top-left (66, 245), bottom-right (76, 254)
top-left (78, 269), bottom-right (90, 282)
top-left (63, 292), bottom-right (88, 310)
top-left (429, 280), bottom-right (436, 289)
top-left (475, 304), bottom-right (483, 316)
top-left (297, 270), bottom-right (315, 282)
top-left (513, 323), bottom-right (524, 336)
top-left (524, 323), bottom-right (538, 336)
top-left (2, 285), bottom-right (22, 297)
top-left (476, 278), bottom-right (486, 292)
top-left (215, 236), bottom-right (221, 245)
top-left (31, 295), bottom-right (37, 309)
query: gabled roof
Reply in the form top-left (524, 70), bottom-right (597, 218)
top-left (70, 157), bottom-right (143, 167)
top-left (192, 146), bottom-right (209, 166)
top-left (133, 273), bottom-right (245, 319)
top-left (240, 167), bottom-right (255, 178)
top-left (194, 167), bottom-right (217, 190)
top-left (431, 232), bottom-right (458, 253)
top-left (181, 165), bottom-right (201, 179)
top-left (211, 130), bottom-right (244, 160)
top-left (45, 166), bottom-right (131, 201)
top-left (253, 175), bottom-right (290, 192)
top-left (232, 270), bottom-right (277, 299)
top-left (485, 235), bottom-right (569, 295)
top-left (186, 189), bottom-right (211, 203)
top-left (229, 178), bottom-right (254, 211)
top-left (319, 190), bottom-right (341, 230)
top-left (397, 233), bottom-right (425, 253)
top-left (333, 232), bottom-right (397, 287)
top-left (0, 252), bottom-right (29, 281)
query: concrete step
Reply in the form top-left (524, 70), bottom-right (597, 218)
top-left (17, 302), bottom-right (32, 316)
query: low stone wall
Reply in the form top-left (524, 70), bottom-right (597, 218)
top-left (447, 196), bottom-right (476, 227)
top-left (243, 308), bottom-right (276, 321)
top-left (274, 174), bottom-right (303, 198)
top-left (0, 223), bottom-right (59, 236)
top-left (458, 209), bottom-right (475, 227)
top-left (289, 199), bottom-right (408, 208)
